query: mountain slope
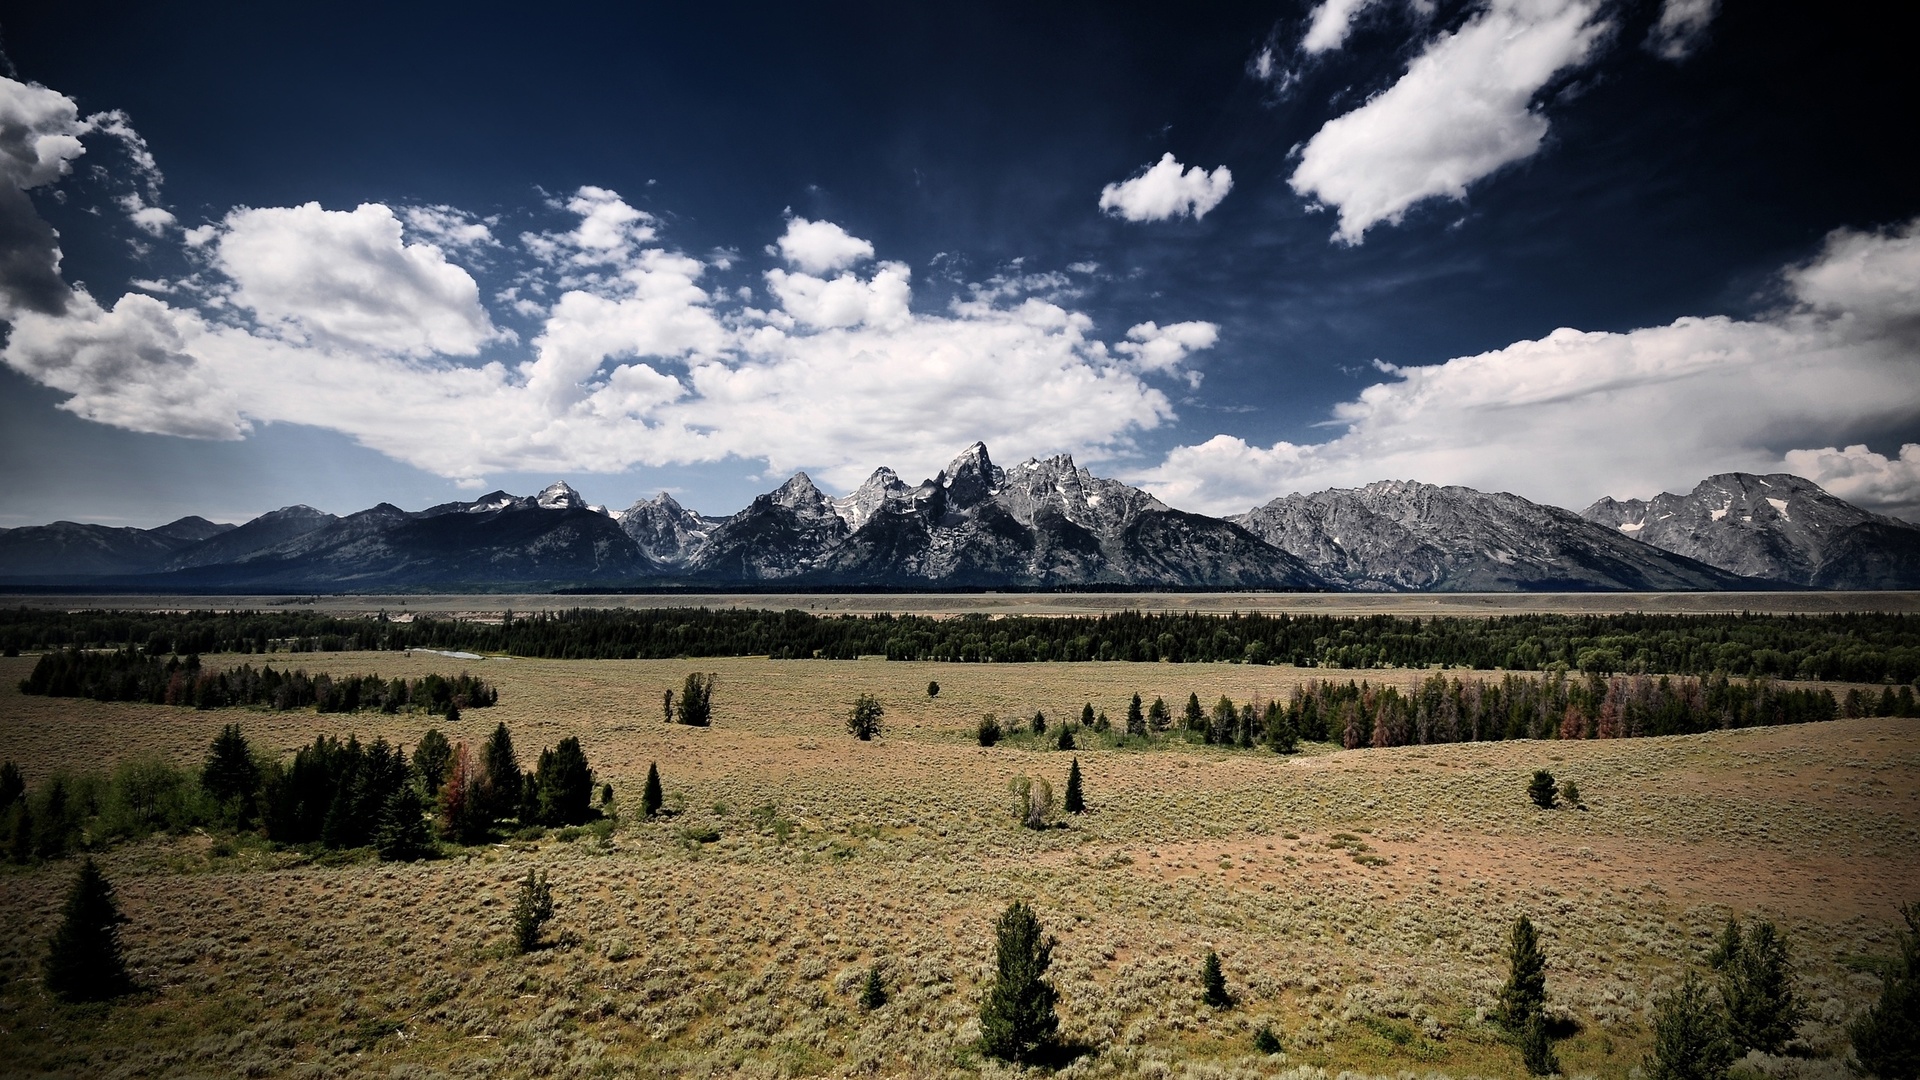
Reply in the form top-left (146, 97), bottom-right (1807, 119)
top-left (1582, 473), bottom-right (1920, 589)
top-left (1235, 480), bottom-right (1763, 592)
top-left (165, 506), bottom-right (339, 570)
top-left (0, 517), bottom-right (233, 579)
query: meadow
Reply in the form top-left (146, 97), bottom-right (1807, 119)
top-left (1, 651), bottom-right (1915, 1079)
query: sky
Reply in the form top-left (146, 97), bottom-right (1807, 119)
top-left (1, 0), bottom-right (1917, 528)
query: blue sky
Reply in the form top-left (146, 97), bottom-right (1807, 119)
top-left (2, 0), bottom-right (1917, 527)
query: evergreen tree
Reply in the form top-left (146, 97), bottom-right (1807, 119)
top-left (1030, 710), bottom-right (1047, 735)
top-left (1185, 692), bottom-right (1205, 734)
top-left (0, 759), bottom-right (22, 813)
top-left (375, 783), bottom-right (432, 862)
top-left (32, 776), bottom-right (71, 860)
top-left (1521, 1012), bottom-right (1561, 1076)
top-left (860, 963), bottom-right (888, 1009)
top-left (533, 737), bottom-right (595, 826)
top-left (411, 729), bottom-right (453, 798)
top-left (1148, 696), bottom-right (1170, 733)
top-left (1064, 758), bottom-right (1084, 814)
top-left (847, 694), bottom-right (885, 740)
top-left (510, 869), bottom-right (554, 953)
top-left (1645, 972), bottom-right (1735, 1080)
top-left (1721, 919), bottom-right (1804, 1054)
top-left (1496, 915), bottom-right (1549, 1033)
top-left (1201, 949), bottom-right (1232, 1008)
top-left (675, 673), bottom-right (715, 726)
top-left (1528, 770), bottom-right (1558, 809)
top-left (1080, 702), bottom-right (1096, 728)
top-left (1126, 693), bottom-right (1146, 737)
top-left (927, 680), bottom-right (939, 698)
top-left (201, 723), bottom-right (261, 826)
top-left (481, 722), bottom-right (520, 819)
top-left (1268, 701), bottom-right (1299, 754)
top-left (641, 762), bottom-right (663, 819)
top-left (1708, 916), bottom-right (1742, 969)
top-left (977, 714), bottom-right (1002, 747)
top-left (1849, 903), bottom-right (1919, 1080)
top-left (1055, 724), bottom-right (1075, 751)
top-left (979, 900), bottom-right (1059, 1064)
top-left (1253, 1025), bottom-right (1282, 1053)
top-left (43, 857), bottom-right (131, 1002)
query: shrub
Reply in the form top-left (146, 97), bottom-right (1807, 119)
top-left (1496, 915), bottom-right (1548, 1033)
top-left (43, 857), bottom-right (131, 1002)
top-left (1560, 779), bottom-right (1582, 805)
top-left (599, 782), bottom-right (613, 806)
top-left (1646, 972), bottom-right (1735, 1080)
top-left (510, 869), bottom-right (554, 953)
top-left (1720, 918), bottom-right (1804, 1054)
top-left (1528, 770), bottom-right (1557, 809)
top-left (1010, 776), bottom-right (1054, 830)
top-left (1848, 902), bottom-right (1919, 1080)
top-left (847, 694), bottom-right (885, 740)
top-left (979, 900), bottom-right (1059, 1064)
top-left (1063, 758), bottom-right (1084, 815)
top-left (1201, 949), bottom-right (1231, 1008)
top-left (675, 672), bottom-right (715, 726)
top-left (860, 964), bottom-right (888, 1009)
top-left (641, 763), bottom-right (663, 819)
top-left (977, 714), bottom-right (1002, 747)
top-left (927, 680), bottom-right (939, 698)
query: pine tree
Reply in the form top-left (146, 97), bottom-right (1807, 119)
top-left (1201, 949), bottom-right (1231, 1008)
top-left (847, 694), bottom-right (885, 740)
top-left (43, 857), bottom-right (131, 1002)
top-left (641, 762), bottom-right (663, 819)
top-left (1253, 1025), bottom-right (1282, 1053)
top-left (375, 783), bottom-right (431, 862)
top-left (411, 729), bottom-right (453, 798)
top-left (676, 672), bottom-right (715, 726)
top-left (1721, 919), bottom-right (1804, 1054)
top-left (979, 900), bottom-right (1059, 1063)
top-left (201, 723), bottom-right (260, 826)
top-left (977, 714), bottom-right (1002, 747)
top-left (1521, 1012), bottom-right (1561, 1076)
top-left (1063, 758), bottom-right (1084, 814)
top-left (1126, 693), bottom-right (1146, 737)
top-left (510, 869), bottom-right (554, 953)
top-left (1055, 724), bottom-right (1075, 751)
top-left (860, 963), bottom-right (888, 1009)
top-left (1708, 916), bottom-right (1742, 969)
top-left (1030, 710), bottom-right (1047, 735)
top-left (1849, 902), bottom-right (1919, 1080)
top-left (1148, 696), bottom-right (1170, 733)
top-left (533, 736), bottom-right (595, 825)
top-left (1185, 692), bottom-right (1205, 733)
top-left (1496, 915), bottom-right (1549, 1033)
top-left (1528, 769), bottom-right (1557, 809)
top-left (1645, 972), bottom-right (1735, 1080)
top-left (1080, 702), bottom-right (1096, 728)
top-left (481, 722), bottom-right (520, 820)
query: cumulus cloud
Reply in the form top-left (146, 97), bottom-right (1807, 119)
top-left (213, 202), bottom-right (502, 356)
top-left (775, 217), bottom-right (874, 275)
top-left (1130, 219), bottom-right (1920, 519)
top-left (0, 79), bottom-right (1211, 494)
top-left (1646, 0), bottom-right (1718, 61)
top-left (1782, 444), bottom-right (1920, 523)
top-left (1301, 0), bottom-right (1383, 54)
top-left (1289, 0), bottom-right (1609, 244)
top-left (0, 76), bottom-right (89, 317)
top-left (1099, 153), bottom-right (1233, 222)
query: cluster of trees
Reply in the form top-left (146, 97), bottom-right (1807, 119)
top-left (2, 719), bottom-right (596, 865)
top-left (6, 607), bottom-right (1919, 683)
top-left (19, 648), bottom-right (495, 715)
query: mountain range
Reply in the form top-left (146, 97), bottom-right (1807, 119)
top-left (3, 443), bottom-right (1916, 591)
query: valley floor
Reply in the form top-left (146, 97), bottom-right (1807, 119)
top-left (1, 654), bottom-right (1914, 1078)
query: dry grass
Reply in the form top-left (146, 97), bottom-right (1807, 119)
top-left (1, 652), bottom-right (1914, 1079)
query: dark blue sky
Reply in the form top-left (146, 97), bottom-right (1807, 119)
top-left (3, 0), bottom-right (1917, 525)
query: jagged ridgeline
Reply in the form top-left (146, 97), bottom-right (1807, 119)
top-left (18, 649), bottom-right (496, 713)
top-left (3, 607), bottom-right (1918, 682)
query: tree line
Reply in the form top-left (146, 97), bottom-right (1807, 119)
top-left (4, 606), bottom-right (1919, 682)
top-left (18, 648), bottom-right (496, 714)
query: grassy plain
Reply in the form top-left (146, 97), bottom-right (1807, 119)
top-left (1, 651), bottom-right (1915, 1079)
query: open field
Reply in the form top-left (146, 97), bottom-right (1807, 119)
top-left (2, 652), bottom-right (1916, 1078)
top-left (6, 590), bottom-right (1920, 618)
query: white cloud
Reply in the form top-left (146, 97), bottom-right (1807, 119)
top-left (1130, 219), bottom-right (1920, 518)
top-left (765, 262), bottom-right (912, 330)
top-left (1782, 444), bottom-right (1920, 523)
top-left (1098, 153), bottom-right (1234, 223)
top-left (403, 205), bottom-right (496, 250)
top-left (1116, 321), bottom-right (1219, 374)
top-left (213, 202), bottom-right (501, 356)
top-left (1289, 0), bottom-right (1610, 244)
top-left (1302, 0), bottom-right (1383, 54)
top-left (776, 217), bottom-right (875, 275)
top-left (1646, 0), bottom-right (1718, 61)
top-left (0, 77), bottom-right (90, 317)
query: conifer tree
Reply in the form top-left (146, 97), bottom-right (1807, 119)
top-left (1148, 696), bottom-right (1170, 733)
top-left (847, 694), bottom-right (885, 740)
top-left (1646, 972), bottom-right (1735, 1080)
top-left (201, 723), bottom-right (260, 826)
top-left (411, 729), bottom-right (452, 798)
top-left (1849, 902), bottom-right (1920, 1080)
top-left (1055, 724), bottom-right (1075, 751)
top-left (43, 857), bottom-right (131, 1002)
top-left (977, 714), bottom-right (1002, 747)
top-left (1253, 1025), bottom-right (1282, 1053)
top-left (1521, 1012), bottom-right (1561, 1076)
top-left (1496, 915), bottom-right (1549, 1033)
top-left (1185, 692), bottom-right (1205, 734)
top-left (860, 963), bottom-right (888, 1009)
top-left (641, 762), bottom-right (663, 819)
top-left (1063, 758), bottom-right (1084, 814)
top-left (1080, 702), bottom-right (1096, 728)
top-left (511, 869), bottom-right (554, 953)
top-left (1721, 919), bottom-right (1804, 1054)
top-left (1201, 949), bottom-right (1231, 1008)
top-left (979, 900), bottom-right (1059, 1063)
top-left (1126, 693), bottom-right (1146, 737)
top-left (1030, 710), bottom-right (1046, 735)
top-left (675, 672), bottom-right (715, 726)
top-left (927, 680), bottom-right (940, 699)
top-left (375, 783), bottom-right (431, 862)
top-left (1528, 769), bottom-right (1558, 809)
top-left (481, 722), bottom-right (520, 819)
top-left (533, 736), bottom-right (595, 825)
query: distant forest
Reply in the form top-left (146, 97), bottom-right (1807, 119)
top-left (18, 649), bottom-right (496, 714)
top-left (1, 606), bottom-right (1917, 683)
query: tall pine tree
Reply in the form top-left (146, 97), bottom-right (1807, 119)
top-left (979, 901), bottom-right (1059, 1064)
top-left (1496, 915), bottom-right (1549, 1033)
top-left (1848, 903), bottom-right (1919, 1080)
top-left (43, 857), bottom-right (131, 1002)
top-left (641, 762), bottom-right (663, 819)
top-left (1063, 759), bottom-right (1084, 814)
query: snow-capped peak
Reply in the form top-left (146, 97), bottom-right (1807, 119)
top-left (537, 481), bottom-right (587, 510)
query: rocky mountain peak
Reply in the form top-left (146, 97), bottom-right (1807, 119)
top-left (938, 441), bottom-right (1002, 507)
top-left (834, 467), bottom-right (912, 530)
top-left (537, 481), bottom-right (587, 510)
